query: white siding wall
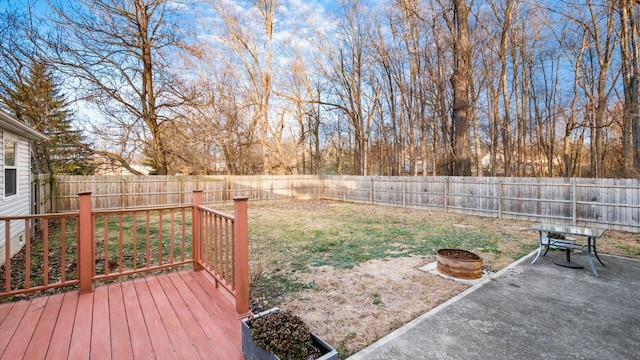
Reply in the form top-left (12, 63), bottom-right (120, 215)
top-left (0, 130), bottom-right (31, 266)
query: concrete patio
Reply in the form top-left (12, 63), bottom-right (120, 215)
top-left (349, 250), bottom-right (640, 360)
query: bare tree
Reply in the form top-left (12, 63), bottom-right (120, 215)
top-left (447, 0), bottom-right (473, 176)
top-left (42, 0), bottom-right (193, 175)
top-left (559, 0), bottom-right (619, 178)
top-left (618, 0), bottom-right (640, 176)
top-left (315, 0), bottom-right (381, 175)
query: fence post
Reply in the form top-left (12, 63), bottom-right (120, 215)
top-left (571, 179), bottom-right (577, 225)
top-left (120, 179), bottom-right (126, 209)
top-left (223, 177), bottom-right (228, 206)
top-left (291, 178), bottom-right (294, 200)
top-left (498, 179), bottom-right (503, 219)
top-left (370, 177), bottom-right (374, 205)
top-left (78, 191), bottom-right (93, 294)
top-left (403, 178), bottom-right (407, 208)
top-left (444, 178), bottom-right (449, 213)
top-left (260, 177), bottom-right (264, 203)
top-left (233, 196), bottom-right (250, 318)
top-left (192, 190), bottom-right (203, 271)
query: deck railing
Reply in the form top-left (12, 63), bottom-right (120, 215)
top-left (1, 213), bottom-right (80, 296)
top-left (91, 205), bottom-right (194, 281)
top-left (192, 191), bottom-right (249, 317)
top-left (1, 190), bottom-right (249, 317)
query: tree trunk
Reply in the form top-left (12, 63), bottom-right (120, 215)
top-left (450, 0), bottom-right (472, 176)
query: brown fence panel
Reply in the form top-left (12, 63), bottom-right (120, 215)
top-left (37, 175), bottom-right (640, 232)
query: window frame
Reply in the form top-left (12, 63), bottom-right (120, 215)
top-left (4, 137), bottom-right (18, 198)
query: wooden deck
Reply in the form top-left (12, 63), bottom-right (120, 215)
top-left (0, 270), bottom-right (244, 360)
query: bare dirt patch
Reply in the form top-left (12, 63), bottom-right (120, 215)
top-left (280, 256), bottom-right (468, 355)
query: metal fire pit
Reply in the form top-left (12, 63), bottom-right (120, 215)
top-left (436, 249), bottom-right (483, 279)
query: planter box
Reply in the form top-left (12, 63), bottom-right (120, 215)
top-left (242, 308), bottom-right (338, 360)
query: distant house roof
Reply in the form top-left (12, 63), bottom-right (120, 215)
top-left (0, 108), bottom-right (49, 141)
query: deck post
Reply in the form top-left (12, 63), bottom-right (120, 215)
top-left (193, 190), bottom-right (203, 271)
top-left (233, 196), bottom-right (251, 318)
top-left (78, 191), bottom-right (93, 294)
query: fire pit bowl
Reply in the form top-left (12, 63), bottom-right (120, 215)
top-left (436, 249), bottom-right (483, 279)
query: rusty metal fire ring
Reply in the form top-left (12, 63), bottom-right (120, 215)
top-left (436, 249), bottom-right (483, 280)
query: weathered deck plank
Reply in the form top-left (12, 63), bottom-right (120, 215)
top-left (120, 281), bottom-right (154, 360)
top-left (23, 292), bottom-right (64, 359)
top-left (3, 296), bottom-right (48, 359)
top-left (133, 278), bottom-right (177, 360)
top-left (107, 283), bottom-right (133, 360)
top-left (0, 271), bottom-right (243, 360)
top-left (0, 300), bottom-right (30, 355)
top-left (45, 291), bottom-right (79, 360)
top-left (0, 301), bottom-right (13, 324)
top-left (68, 292), bottom-right (94, 359)
top-left (156, 275), bottom-right (221, 359)
top-left (145, 276), bottom-right (199, 359)
top-left (90, 286), bottom-right (111, 359)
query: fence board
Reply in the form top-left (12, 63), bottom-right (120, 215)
top-left (33, 175), bottom-right (640, 232)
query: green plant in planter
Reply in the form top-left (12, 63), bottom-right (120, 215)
top-left (247, 310), bottom-right (322, 360)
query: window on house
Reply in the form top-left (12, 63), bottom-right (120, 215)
top-left (4, 139), bottom-right (17, 196)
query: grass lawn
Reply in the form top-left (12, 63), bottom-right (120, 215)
top-left (246, 200), bottom-right (536, 307)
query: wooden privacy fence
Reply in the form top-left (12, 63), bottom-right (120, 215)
top-left (323, 176), bottom-right (640, 232)
top-left (36, 175), bottom-right (321, 212)
top-left (4, 190), bottom-right (250, 317)
top-left (35, 175), bottom-right (640, 232)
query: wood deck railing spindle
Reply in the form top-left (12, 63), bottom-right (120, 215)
top-left (192, 190), bottom-right (203, 271)
top-left (5, 221), bottom-right (11, 292)
top-left (132, 213), bottom-right (138, 271)
top-left (43, 219), bottom-right (49, 287)
top-left (170, 210), bottom-right (175, 263)
top-left (158, 210), bottom-right (163, 266)
top-left (217, 216), bottom-right (222, 277)
top-left (145, 211), bottom-right (151, 268)
top-left (104, 214), bottom-right (110, 275)
top-left (61, 218), bottom-right (67, 283)
top-left (181, 208), bottom-right (186, 262)
top-left (25, 219), bottom-right (31, 289)
top-left (119, 213), bottom-right (124, 273)
top-left (225, 218), bottom-right (230, 285)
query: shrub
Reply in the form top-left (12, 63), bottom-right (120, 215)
top-left (248, 310), bottom-right (321, 360)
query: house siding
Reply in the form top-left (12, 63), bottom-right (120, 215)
top-left (0, 130), bottom-right (31, 265)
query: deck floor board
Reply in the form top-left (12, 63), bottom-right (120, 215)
top-left (120, 281), bottom-right (154, 360)
top-left (168, 272), bottom-right (243, 359)
top-left (0, 301), bottom-right (13, 324)
top-left (46, 291), bottom-right (79, 360)
top-left (3, 296), bottom-right (48, 359)
top-left (24, 292), bottom-right (65, 359)
top-left (157, 274), bottom-right (221, 359)
top-left (0, 270), bottom-right (243, 360)
top-left (90, 286), bottom-right (111, 360)
top-left (68, 291), bottom-right (93, 359)
top-left (0, 299), bottom-right (30, 356)
top-left (107, 283), bottom-right (133, 360)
